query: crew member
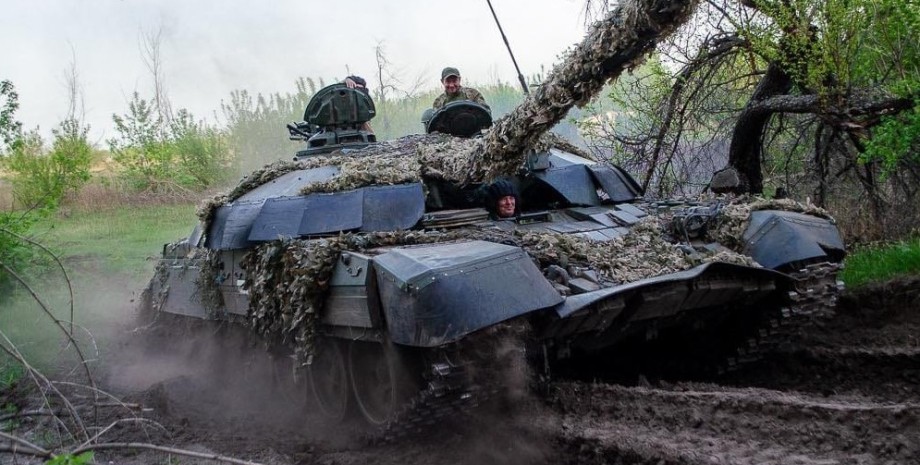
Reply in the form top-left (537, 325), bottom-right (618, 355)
top-left (344, 75), bottom-right (374, 133)
top-left (486, 179), bottom-right (519, 219)
top-left (432, 67), bottom-right (489, 110)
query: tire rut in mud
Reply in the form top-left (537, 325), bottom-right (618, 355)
top-left (545, 281), bottom-right (920, 465)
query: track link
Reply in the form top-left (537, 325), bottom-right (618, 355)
top-left (365, 325), bottom-right (527, 443)
top-left (365, 363), bottom-right (492, 444)
top-left (720, 261), bottom-right (844, 373)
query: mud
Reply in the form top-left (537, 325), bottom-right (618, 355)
top-left (2, 280), bottom-right (918, 465)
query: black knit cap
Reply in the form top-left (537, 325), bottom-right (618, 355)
top-left (488, 179), bottom-right (517, 199)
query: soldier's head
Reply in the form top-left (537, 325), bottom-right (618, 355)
top-left (487, 179), bottom-right (519, 219)
top-left (441, 67), bottom-right (462, 95)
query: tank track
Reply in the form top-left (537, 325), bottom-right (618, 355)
top-left (365, 263), bottom-right (844, 441)
top-left (365, 360), bottom-right (500, 444)
top-left (366, 325), bottom-right (526, 443)
top-left (720, 261), bottom-right (844, 372)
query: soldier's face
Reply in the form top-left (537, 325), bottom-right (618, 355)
top-left (497, 195), bottom-right (516, 218)
top-left (443, 76), bottom-right (461, 95)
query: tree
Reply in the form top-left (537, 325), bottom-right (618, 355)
top-left (110, 93), bottom-right (232, 192)
top-left (0, 80), bottom-right (22, 151)
top-left (580, 0), bottom-right (920, 239)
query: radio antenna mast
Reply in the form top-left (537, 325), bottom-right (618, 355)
top-left (486, 0), bottom-right (529, 94)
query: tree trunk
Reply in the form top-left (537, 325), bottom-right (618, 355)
top-left (726, 62), bottom-right (792, 194)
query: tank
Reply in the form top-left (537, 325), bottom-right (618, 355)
top-left (141, 0), bottom-right (845, 440)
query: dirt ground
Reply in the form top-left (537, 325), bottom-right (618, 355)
top-left (3, 278), bottom-right (919, 465)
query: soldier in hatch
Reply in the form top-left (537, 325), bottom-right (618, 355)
top-left (432, 67), bottom-right (490, 110)
top-left (486, 179), bottom-right (519, 219)
top-left (344, 75), bottom-right (374, 133)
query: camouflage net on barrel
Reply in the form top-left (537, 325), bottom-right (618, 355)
top-left (462, 0), bottom-right (700, 183)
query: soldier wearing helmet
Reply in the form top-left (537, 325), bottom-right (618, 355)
top-left (432, 67), bottom-right (490, 110)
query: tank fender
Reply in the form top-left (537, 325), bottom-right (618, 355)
top-left (372, 241), bottom-right (563, 347)
top-left (147, 257), bottom-right (211, 320)
top-left (542, 263), bottom-right (792, 343)
top-left (553, 263), bottom-right (790, 319)
top-left (742, 210), bottom-right (845, 270)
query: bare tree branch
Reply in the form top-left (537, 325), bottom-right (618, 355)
top-left (0, 431), bottom-right (51, 457)
top-left (69, 442), bottom-right (266, 465)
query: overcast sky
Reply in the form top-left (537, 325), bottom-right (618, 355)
top-left (1, 0), bottom-right (591, 143)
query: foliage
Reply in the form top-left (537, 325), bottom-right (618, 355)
top-left (220, 77), bottom-right (319, 173)
top-left (0, 80), bottom-right (22, 150)
top-left (841, 237), bottom-right (920, 288)
top-left (0, 360), bottom-right (21, 432)
top-left (0, 360), bottom-right (24, 390)
top-left (854, 0), bottom-right (920, 171)
top-left (109, 93), bottom-right (233, 192)
top-left (45, 452), bottom-right (95, 465)
top-left (0, 210), bottom-right (40, 294)
top-left (862, 103), bottom-right (920, 171)
top-left (219, 75), bottom-right (584, 174)
top-left (4, 119), bottom-right (92, 210)
top-left (577, 0), bottom-right (920, 239)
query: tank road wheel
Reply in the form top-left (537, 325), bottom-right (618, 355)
top-left (307, 339), bottom-right (350, 422)
top-left (348, 341), bottom-right (415, 425)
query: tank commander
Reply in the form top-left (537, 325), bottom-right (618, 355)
top-left (432, 67), bottom-right (490, 111)
top-left (343, 75), bottom-right (374, 133)
top-left (486, 179), bottom-right (519, 219)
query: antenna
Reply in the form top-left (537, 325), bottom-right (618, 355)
top-left (486, 0), bottom-right (529, 94)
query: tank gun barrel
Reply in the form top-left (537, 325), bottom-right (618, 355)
top-left (471, 0), bottom-right (700, 182)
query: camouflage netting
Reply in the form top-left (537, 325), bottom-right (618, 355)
top-left (240, 231), bottom-right (456, 361)
top-left (240, 219), bottom-right (757, 363)
top-left (242, 239), bottom-right (340, 362)
top-left (197, 249), bottom-right (225, 317)
top-left (466, 0), bottom-right (701, 183)
top-left (516, 219), bottom-right (757, 283)
top-left (706, 197), bottom-right (834, 251)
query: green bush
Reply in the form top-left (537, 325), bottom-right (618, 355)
top-left (110, 93), bottom-right (234, 192)
top-left (0, 210), bottom-right (39, 292)
top-left (220, 77), bottom-right (319, 173)
top-left (4, 120), bottom-right (92, 209)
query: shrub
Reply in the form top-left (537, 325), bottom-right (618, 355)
top-left (0, 210), bottom-right (39, 292)
top-left (110, 93), bottom-right (234, 192)
top-left (4, 120), bottom-right (92, 210)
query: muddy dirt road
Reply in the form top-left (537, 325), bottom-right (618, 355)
top-left (4, 279), bottom-right (919, 465)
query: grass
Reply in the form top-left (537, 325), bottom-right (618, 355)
top-left (0, 361), bottom-right (23, 389)
top-left (841, 237), bottom-right (920, 288)
top-left (1, 359), bottom-right (25, 427)
top-left (31, 203), bottom-right (198, 278)
top-left (0, 202), bottom-right (198, 374)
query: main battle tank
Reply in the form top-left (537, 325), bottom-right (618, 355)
top-left (142, 0), bottom-right (845, 440)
